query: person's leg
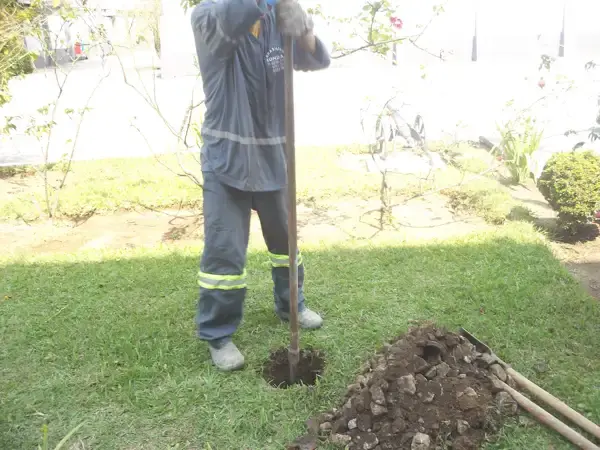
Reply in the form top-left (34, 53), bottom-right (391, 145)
top-left (252, 189), bottom-right (323, 328)
top-left (197, 172), bottom-right (251, 370)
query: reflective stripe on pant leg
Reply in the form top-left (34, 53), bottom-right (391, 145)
top-left (198, 270), bottom-right (247, 290)
top-left (268, 252), bottom-right (303, 268)
top-left (252, 189), bottom-right (306, 315)
top-left (196, 172), bottom-right (251, 342)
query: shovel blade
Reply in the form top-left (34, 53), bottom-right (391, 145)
top-left (459, 327), bottom-right (493, 354)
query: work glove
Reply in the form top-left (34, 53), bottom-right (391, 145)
top-left (271, 0), bottom-right (314, 38)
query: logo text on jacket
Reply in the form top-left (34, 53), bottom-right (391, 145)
top-left (265, 47), bottom-right (284, 74)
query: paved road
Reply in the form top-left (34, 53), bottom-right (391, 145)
top-left (1, 50), bottom-right (599, 168)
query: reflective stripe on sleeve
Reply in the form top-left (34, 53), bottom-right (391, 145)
top-left (198, 270), bottom-right (247, 290)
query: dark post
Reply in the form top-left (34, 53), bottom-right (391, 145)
top-left (559, 1), bottom-right (566, 57)
top-left (471, 1), bottom-right (478, 62)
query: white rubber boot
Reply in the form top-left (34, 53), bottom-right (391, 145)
top-left (208, 340), bottom-right (245, 371)
top-left (278, 308), bottom-right (323, 329)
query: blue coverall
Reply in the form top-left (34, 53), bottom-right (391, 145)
top-left (190, 0), bottom-right (331, 342)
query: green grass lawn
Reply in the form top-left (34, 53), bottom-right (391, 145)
top-left (1, 223), bottom-right (599, 449)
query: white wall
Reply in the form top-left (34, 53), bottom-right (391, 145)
top-left (159, 0), bottom-right (196, 77)
top-left (159, 0), bottom-right (600, 75)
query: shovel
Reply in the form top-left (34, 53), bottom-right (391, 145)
top-left (284, 34), bottom-right (300, 383)
top-left (460, 328), bottom-right (600, 449)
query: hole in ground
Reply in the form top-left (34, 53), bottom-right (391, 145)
top-left (423, 341), bottom-right (444, 362)
top-left (262, 348), bottom-right (325, 388)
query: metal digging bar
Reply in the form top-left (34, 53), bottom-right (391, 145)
top-left (284, 34), bottom-right (300, 383)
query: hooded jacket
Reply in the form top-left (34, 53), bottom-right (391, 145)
top-left (191, 0), bottom-right (331, 191)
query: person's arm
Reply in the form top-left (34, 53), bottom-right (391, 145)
top-left (191, 0), bottom-right (263, 59)
top-left (293, 31), bottom-right (331, 71)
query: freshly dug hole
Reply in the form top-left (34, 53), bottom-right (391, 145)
top-left (263, 348), bottom-right (325, 388)
top-left (297, 325), bottom-right (520, 449)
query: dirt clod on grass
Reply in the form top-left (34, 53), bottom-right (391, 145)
top-left (301, 325), bottom-right (519, 449)
top-left (263, 348), bottom-right (325, 388)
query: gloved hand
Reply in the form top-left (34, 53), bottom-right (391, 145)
top-left (273, 0), bottom-right (314, 38)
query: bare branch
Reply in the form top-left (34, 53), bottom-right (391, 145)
top-left (112, 43), bottom-right (206, 188)
top-left (130, 121), bottom-right (204, 188)
top-left (53, 68), bottom-right (111, 197)
top-left (408, 39), bottom-right (445, 61)
top-left (332, 34), bottom-right (421, 59)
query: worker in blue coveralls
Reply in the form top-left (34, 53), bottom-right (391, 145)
top-left (190, 0), bottom-right (330, 371)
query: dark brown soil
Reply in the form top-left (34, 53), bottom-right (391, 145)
top-left (552, 222), bottom-right (600, 244)
top-left (263, 348), bottom-right (325, 388)
top-left (297, 325), bottom-right (519, 449)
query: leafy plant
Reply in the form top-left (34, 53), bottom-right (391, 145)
top-left (494, 116), bottom-right (543, 184)
top-left (538, 150), bottom-right (600, 233)
top-left (0, 0), bottom-right (41, 105)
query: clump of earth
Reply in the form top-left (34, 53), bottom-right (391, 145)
top-left (291, 325), bottom-right (520, 450)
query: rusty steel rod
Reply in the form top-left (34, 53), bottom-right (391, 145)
top-left (284, 35), bottom-right (300, 383)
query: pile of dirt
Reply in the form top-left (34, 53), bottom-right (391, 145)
top-left (293, 325), bottom-right (519, 450)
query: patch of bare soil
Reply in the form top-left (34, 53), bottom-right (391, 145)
top-left (0, 195), bottom-right (488, 256)
top-left (291, 325), bottom-right (519, 450)
top-left (552, 223), bottom-right (600, 244)
top-left (298, 195), bottom-right (488, 244)
top-left (0, 210), bottom-right (204, 255)
top-left (553, 235), bottom-right (600, 301)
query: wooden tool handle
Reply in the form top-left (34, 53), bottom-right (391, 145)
top-left (500, 381), bottom-right (600, 450)
top-left (283, 34), bottom-right (300, 383)
top-left (506, 367), bottom-right (600, 440)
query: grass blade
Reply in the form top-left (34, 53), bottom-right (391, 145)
top-left (53, 422), bottom-right (85, 450)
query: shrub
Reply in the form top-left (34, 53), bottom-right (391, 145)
top-left (0, 164), bottom-right (36, 179)
top-left (0, 1), bottom-right (38, 106)
top-left (538, 150), bottom-right (600, 233)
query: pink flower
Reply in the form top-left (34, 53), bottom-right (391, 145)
top-left (390, 16), bottom-right (403, 30)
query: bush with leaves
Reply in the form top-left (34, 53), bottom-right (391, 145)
top-left (0, 0), bottom-right (40, 105)
top-left (538, 150), bottom-right (600, 233)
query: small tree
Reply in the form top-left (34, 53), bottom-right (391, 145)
top-left (1, 0), bottom-right (110, 220)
